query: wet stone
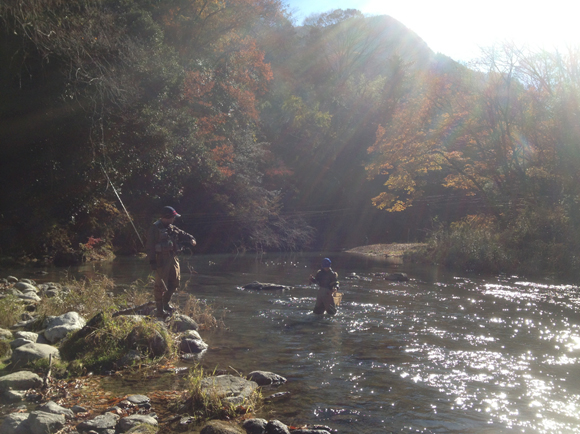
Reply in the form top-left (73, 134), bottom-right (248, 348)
top-left (126, 394), bottom-right (150, 406)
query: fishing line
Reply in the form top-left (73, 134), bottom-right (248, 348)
top-left (100, 163), bottom-right (144, 247)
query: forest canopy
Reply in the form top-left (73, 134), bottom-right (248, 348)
top-left (1, 1), bottom-right (579, 275)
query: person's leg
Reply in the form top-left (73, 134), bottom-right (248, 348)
top-left (323, 290), bottom-right (337, 315)
top-left (313, 287), bottom-right (326, 314)
top-left (162, 257), bottom-right (180, 311)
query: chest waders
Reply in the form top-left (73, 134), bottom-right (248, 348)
top-left (153, 223), bottom-right (181, 316)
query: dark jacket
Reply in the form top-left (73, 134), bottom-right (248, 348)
top-left (312, 268), bottom-right (339, 290)
top-left (146, 220), bottom-right (195, 265)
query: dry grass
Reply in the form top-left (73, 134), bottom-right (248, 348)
top-left (181, 294), bottom-right (226, 330)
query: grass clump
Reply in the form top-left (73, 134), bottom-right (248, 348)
top-left (36, 275), bottom-right (117, 320)
top-left (184, 365), bottom-right (261, 422)
top-left (0, 295), bottom-right (25, 328)
top-left (59, 313), bottom-right (176, 373)
top-left (181, 294), bottom-right (225, 330)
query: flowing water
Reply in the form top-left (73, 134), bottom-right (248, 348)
top-left (8, 252), bottom-right (580, 433)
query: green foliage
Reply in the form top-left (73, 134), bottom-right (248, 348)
top-left (427, 210), bottom-right (580, 276)
top-left (0, 295), bottom-right (25, 329)
top-left (60, 313), bottom-right (175, 372)
top-left (428, 215), bottom-right (512, 273)
top-left (0, 339), bottom-right (11, 359)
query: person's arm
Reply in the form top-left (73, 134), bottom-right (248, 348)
top-left (173, 226), bottom-right (197, 246)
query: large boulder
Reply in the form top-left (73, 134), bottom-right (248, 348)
top-left (0, 371), bottom-right (43, 391)
top-left (200, 375), bottom-right (258, 406)
top-left (43, 312), bottom-right (86, 343)
top-left (10, 343), bottom-right (60, 367)
top-left (28, 411), bottom-right (65, 434)
top-left (126, 327), bottom-right (169, 358)
top-left (0, 412), bottom-right (30, 434)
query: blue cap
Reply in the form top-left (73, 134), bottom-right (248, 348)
top-left (162, 206), bottom-right (180, 218)
top-left (321, 258), bottom-right (331, 268)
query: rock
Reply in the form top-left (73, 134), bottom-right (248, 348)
top-left (0, 412), bottom-right (30, 434)
top-left (246, 371), bottom-right (287, 386)
top-left (118, 414), bottom-right (158, 432)
top-left (38, 400), bottom-right (75, 419)
top-left (385, 272), bottom-right (409, 282)
top-left (14, 282), bottom-right (38, 292)
top-left (265, 420), bottom-right (290, 434)
top-left (125, 424), bottom-right (159, 434)
top-left (7, 276), bottom-right (18, 283)
top-left (43, 312), bottom-right (86, 343)
top-left (76, 413), bottom-right (120, 432)
top-left (44, 289), bottom-right (60, 298)
top-left (179, 330), bottom-right (208, 353)
top-left (265, 391), bottom-right (291, 401)
top-left (28, 411), bottom-right (65, 434)
top-left (291, 430), bottom-right (331, 434)
top-left (72, 405), bottom-right (88, 413)
top-left (242, 418), bottom-right (268, 434)
top-left (200, 420), bottom-right (244, 434)
top-left (11, 318), bottom-right (37, 330)
top-left (200, 375), bottom-right (258, 406)
top-left (2, 389), bottom-right (27, 402)
top-left (10, 343), bottom-right (60, 367)
top-left (10, 338), bottom-right (34, 349)
top-left (126, 327), bottom-right (169, 357)
top-left (17, 292), bottom-right (41, 302)
top-left (0, 371), bottom-right (43, 391)
top-left (242, 282), bottom-right (291, 291)
top-left (126, 395), bottom-right (150, 406)
top-left (170, 314), bottom-right (199, 332)
top-left (119, 349), bottom-right (143, 367)
top-left (19, 279), bottom-right (35, 285)
top-left (0, 328), bottom-right (13, 340)
top-left (14, 331), bottom-right (41, 343)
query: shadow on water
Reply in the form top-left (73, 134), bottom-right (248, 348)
top-left (4, 252), bottom-right (580, 433)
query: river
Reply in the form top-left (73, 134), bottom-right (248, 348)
top-left (7, 252), bottom-right (580, 433)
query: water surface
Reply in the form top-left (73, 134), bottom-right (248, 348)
top-left (12, 253), bottom-right (580, 433)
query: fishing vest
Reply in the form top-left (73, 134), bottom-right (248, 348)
top-left (154, 221), bottom-right (177, 254)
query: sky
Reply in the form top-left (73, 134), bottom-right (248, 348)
top-left (283, 0), bottom-right (579, 62)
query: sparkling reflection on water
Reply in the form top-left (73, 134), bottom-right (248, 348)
top-left (40, 253), bottom-right (580, 432)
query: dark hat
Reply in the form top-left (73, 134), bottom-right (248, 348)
top-left (162, 206), bottom-right (180, 218)
top-left (321, 258), bottom-right (331, 268)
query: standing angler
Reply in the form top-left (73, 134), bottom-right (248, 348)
top-left (309, 258), bottom-right (339, 315)
top-left (146, 206), bottom-right (197, 318)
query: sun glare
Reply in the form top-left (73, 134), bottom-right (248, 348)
top-left (359, 0), bottom-right (579, 61)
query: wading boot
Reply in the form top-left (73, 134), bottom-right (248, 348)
top-left (155, 301), bottom-right (168, 319)
top-left (162, 293), bottom-right (175, 314)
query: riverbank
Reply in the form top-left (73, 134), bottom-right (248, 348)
top-left (345, 243), bottom-right (428, 258)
